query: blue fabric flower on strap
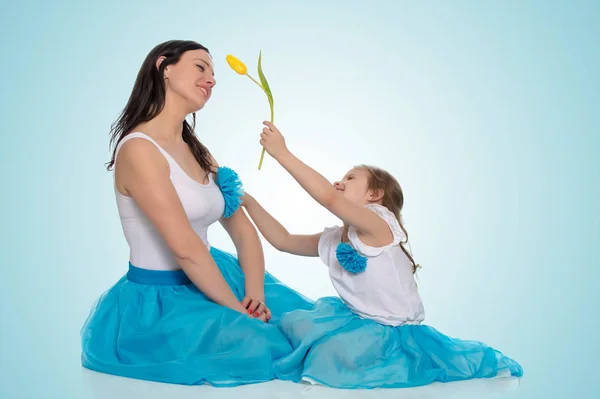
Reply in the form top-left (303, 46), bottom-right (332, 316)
top-left (215, 166), bottom-right (244, 218)
top-left (336, 242), bottom-right (367, 274)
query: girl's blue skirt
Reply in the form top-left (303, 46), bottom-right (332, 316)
top-left (273, 297), bottom-right (524, 389)
top-left (80, 247), bottom-right (314, 387)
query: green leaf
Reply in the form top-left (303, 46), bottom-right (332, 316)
top-left (257, 50), bottom-right (274, 122)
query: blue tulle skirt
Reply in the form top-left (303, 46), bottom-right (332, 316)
top-left (273, 297), bottom-right (524, 389)
top-left (80, 247), bottom-right (314, 386)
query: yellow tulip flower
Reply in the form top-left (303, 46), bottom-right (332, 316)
top-left (226, 51), bottom-right (275, 170)
top-left (226, 54), bottom-right (247, 75)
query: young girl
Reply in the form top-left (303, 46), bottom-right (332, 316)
top-left (240, 121), bottom-right (524, 389)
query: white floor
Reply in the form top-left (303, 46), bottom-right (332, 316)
top-left (79, 368), bottom-right (522, 399)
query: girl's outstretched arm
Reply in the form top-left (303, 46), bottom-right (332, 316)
top-left (259, 122), bottom-right (389, 240)
top-left (242, 193), bottom-right (321, 257)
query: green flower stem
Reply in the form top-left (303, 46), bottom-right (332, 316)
top-left (246, 73), bottom-right (271, 170)
top-left (246, 74), bottom-right (264, 91)
top-left (256, 51), bottom-right (274, 170)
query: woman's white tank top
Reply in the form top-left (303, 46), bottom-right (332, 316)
top-left (113, 132), bottom-right (225, 271)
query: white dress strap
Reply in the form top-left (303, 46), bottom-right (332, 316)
top-left (113, 132), bottom-right (171, 164)
top-left (348, 204), bottom-right (406, 257)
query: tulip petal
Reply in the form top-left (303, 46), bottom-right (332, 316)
top-left (226, 54), bottom-right (247, 75)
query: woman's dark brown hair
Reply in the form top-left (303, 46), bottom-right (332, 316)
top-left (106, 40), bottom-right (212, 174)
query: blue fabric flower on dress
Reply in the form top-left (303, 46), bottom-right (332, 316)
top-left (215, 166), bottom-right (244, 218)
top-left (335, 242), bottom-right (367, 274)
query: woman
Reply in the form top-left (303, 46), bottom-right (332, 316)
top-left (80, 40), bottom-right (313, 387)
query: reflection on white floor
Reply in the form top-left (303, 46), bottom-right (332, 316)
top-left (81, 368), bottom-right (521, 399)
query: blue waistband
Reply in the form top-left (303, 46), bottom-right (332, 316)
top-left (127, 263), bottom-right (192, 286)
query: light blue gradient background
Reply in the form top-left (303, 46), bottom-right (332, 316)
top-left (1, 1), bottom-right (598, 398)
